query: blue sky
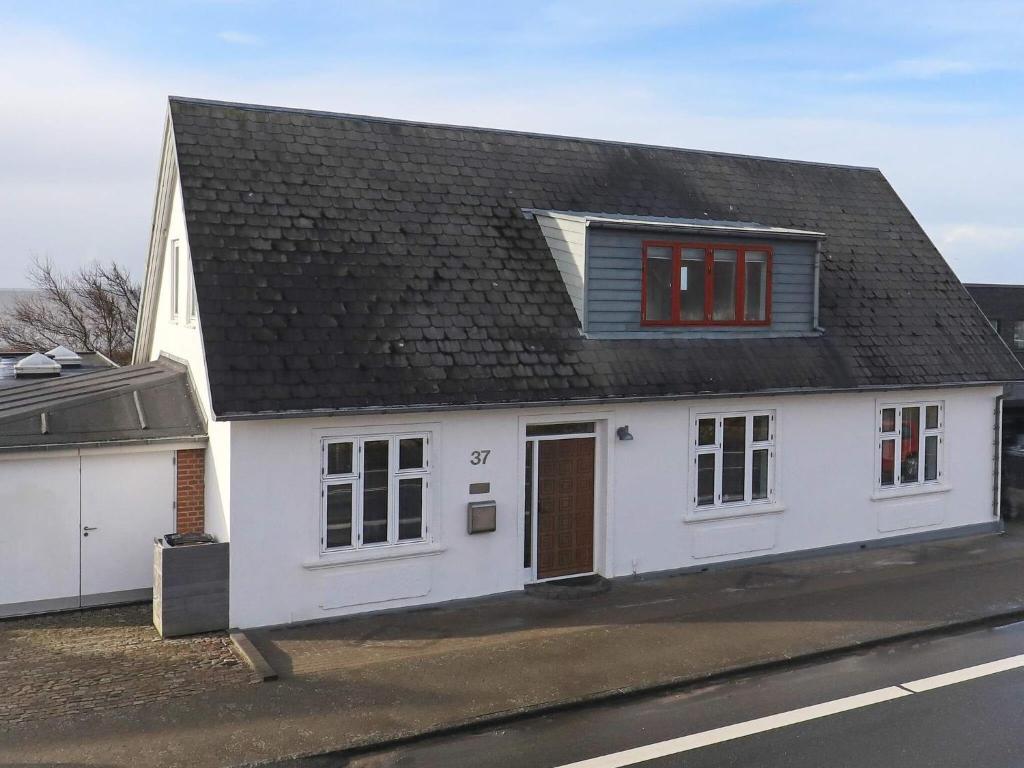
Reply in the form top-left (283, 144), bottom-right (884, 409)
top-left (1, 0), bottom-right (1022, 285)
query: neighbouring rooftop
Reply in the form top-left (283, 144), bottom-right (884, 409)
top-left (0, 349), bottom-right (115, 389)
top-left (0, 357), bottom-right (206, 451)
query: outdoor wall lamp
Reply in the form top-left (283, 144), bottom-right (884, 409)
top-left (616, 425), bottom-right (634, 441)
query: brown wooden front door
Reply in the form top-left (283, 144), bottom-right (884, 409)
top-left (536, 438), bottom-right (595, 580)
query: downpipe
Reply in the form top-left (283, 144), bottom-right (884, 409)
top-left (812, 238), bottom-right (826, 333)
top-left (995, 393), bottom-right (1005, 521)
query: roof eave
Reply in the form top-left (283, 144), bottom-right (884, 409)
top-left (0, 434), bottom-right (208, 455)
top-left (214, 379), bottom-right (1015, 422)
top-left (132, 109), bottom-right (180, 365)
top-left (523, 209), bottom-right (827, 241)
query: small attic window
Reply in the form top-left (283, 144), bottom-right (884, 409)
top-left (170, 240), bottom-right (180, 322)
top-left (641, 241), bottom-right (772, 327)
top-left (186, 257), bottom-right (197, 324)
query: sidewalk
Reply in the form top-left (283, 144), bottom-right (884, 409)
top-left (5, 525), bottom-right (1024, 767)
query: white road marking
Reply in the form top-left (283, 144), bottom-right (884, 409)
top-left (553, 687), bottom-right (911, 768)
top-left (901, 653), bottom-right (1024, 693)
top-left (553, 652), bottom-right (1024, 768)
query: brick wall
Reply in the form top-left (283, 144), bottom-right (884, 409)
top-left (175, 448), bottom-right (205, 534)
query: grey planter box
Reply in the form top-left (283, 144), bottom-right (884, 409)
top-left (153, 538), bottom-right (229, 638)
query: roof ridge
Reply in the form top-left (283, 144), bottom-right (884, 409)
top-left (167, 95), bottom-right (882, 174)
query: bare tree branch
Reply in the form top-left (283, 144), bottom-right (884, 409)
top-left (0, 258), bottom-right (140, 364)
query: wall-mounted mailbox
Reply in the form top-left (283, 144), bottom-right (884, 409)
top-left (468, 501), bottom-right (497, 534)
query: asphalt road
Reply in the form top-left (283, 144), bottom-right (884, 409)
top-left (280, 620), bottom-right (1024, 768)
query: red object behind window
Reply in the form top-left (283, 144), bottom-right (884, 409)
top-left (640, 241), bottom-right (773, 326)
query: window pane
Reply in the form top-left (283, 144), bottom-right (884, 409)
top-left (696, 452), bottom-right (715, 507)
top-left (362, 440), bottom-right (390, 544)
top-left (170, 244), bottom-right (179, 317)
top-left (712, 250), bottom-right (737, 321)
top-left (744, 252), bottom-right (767, 322)
top-left (697, 418), bottom-right (716, 446)
top-left (645, 247), bottom-right (673, 322)
top-left (881, 408), bottom-right (896, 433)
top-left (680, 248), bottom-right (706, 321)
top-left (526, 422), bottom-right (595, 437)
top-left (325, 484), bottom-right (353, 548)
top-left (399, 437), bottom-right (424, 470)
top-left (881, 439), bottom-right (895, 486)
top-left (398, 477), bottom-right (424, 540)
top-left (326, 442), bottom-right (353, 475)
top-left (900, 407), bottom-right (920, 484)
top-left (926, 405), bottom-right (939, 430)
top-left (752, 448), bottom-right (769, 500)
top-left (1015, 321), bottom-right (1024, 350)
top-left (722, 416), bottom-right (746, 502)
top-left (924, 435), bottom-right (938, 482)
top-left (752, 415), bottom-right (769, 443)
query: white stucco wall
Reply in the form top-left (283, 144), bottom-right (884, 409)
top-left (226, 386), bottom-right (1000, 628)
top-left (145, 182), bottom-right (231, 542)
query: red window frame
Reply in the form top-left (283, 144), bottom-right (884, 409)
top-left (640, 241), bottom-right (773, 327)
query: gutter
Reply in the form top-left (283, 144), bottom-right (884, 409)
top-left (0, 433), bottom-right (208, 455)
top-left (217, 379), bottom-right (1018, 422)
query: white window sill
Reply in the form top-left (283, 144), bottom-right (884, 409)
top-left (303, 542), bottom-right (446, 570)
top-left (684, 501), bottom-right (785, 524)
top-left (871, 483), bottom-right (951, 502)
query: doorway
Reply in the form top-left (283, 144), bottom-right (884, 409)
top-left (524, 422), bottom-right (597, 581)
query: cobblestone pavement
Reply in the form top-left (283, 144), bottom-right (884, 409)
top-left (0, 603), bottom-right (253, 727)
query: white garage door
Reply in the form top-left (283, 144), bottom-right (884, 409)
top-left (0, 455), bottom-right (82, 613)
top-left (0, 449), bottom-right (175, 618)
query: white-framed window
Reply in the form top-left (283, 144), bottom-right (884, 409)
top-left (185, 256), bottom-right (197, 325)
top-left (169, 240), bottom-right (180, 322)
top-left (878, 402), bottom-right (943, 489)
top-left (692, 411), bottom-right (775, 509)
top-left (1014, 321), bottom-right (1024, 350)
top-left (320, 433), bottom-right (430, 552)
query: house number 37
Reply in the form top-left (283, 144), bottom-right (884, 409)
top-left (470, 450), bottom-right (491, 465)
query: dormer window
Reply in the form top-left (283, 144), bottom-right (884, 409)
top-left (641, 241), bottom-right (772, 326)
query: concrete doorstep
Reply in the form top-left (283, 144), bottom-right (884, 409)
top-left (230, 630), bottom-right (278, 682)
top-left (5, 525), bottom-right (1024, 768)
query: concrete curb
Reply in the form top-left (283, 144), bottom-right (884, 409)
top-left (242, 607), bottom-right (1024, 766)
top-left (230, 630), bottom-right (278, 682)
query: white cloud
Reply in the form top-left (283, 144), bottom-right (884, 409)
top-left (841, 58), bottom-right (986, 82)
top-left (217, 30), bottom-right (263, 46)
top-left (937, 225), bottom-right (1024, 283)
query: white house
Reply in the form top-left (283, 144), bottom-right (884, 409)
top-left (132, 96), bottom-right (1023, 630)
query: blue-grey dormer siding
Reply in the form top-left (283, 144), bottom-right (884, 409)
top-left (584, 228), bottom-right (818, 338)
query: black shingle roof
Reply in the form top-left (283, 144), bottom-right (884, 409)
top-left (168, 97), bottom-right (1023, 418)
